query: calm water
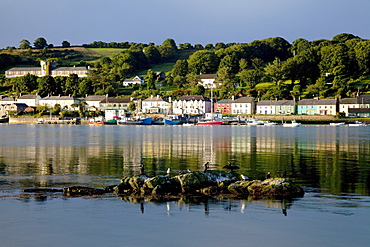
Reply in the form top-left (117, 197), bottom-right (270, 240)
top-left (1, 124), bottom-right (370, 247)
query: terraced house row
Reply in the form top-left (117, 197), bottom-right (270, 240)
top-left (1, 94), bottom-right (370, 118)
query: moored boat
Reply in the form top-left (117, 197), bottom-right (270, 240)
top-left (164, 118), bottom-right (181, 125)
top-left (197, 120), bottom-right (223, 125)
top-left (348, 121), bottom-right (366, 126)
top-left (117, 118), bottom-right (143, 125)
top-left (283, 120), bottom-right (301, 127)
top-left (182, 122), bottom-right (195, 126)
top-left (329, 122), bottom-right (345, 126)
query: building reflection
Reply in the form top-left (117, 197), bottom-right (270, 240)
top-left (0, 125), bottom-right (369, 195)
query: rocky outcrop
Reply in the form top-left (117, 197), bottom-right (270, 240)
top-left (63, 186), bottom-right (106, 196)
top-left (23, 172), bottom-right (304, 199)
top-left (228, 178), bottom-right (304, 198)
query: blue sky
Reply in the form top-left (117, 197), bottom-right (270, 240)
top-left (1, 0), bottom-right (369, 48)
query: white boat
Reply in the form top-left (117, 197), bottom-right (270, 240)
top-left (348, 121), bottom-right (366, 126)
top-left (246, 118), bottom-right (264, 125)
top-left (283, 120), bottom-right (301, 127)
top-left (182, 122), bottom-right (195, 126)
top-left (263, 121), bottom-right (277, 126)
top-left (36, 119), bottom-right (44, 124)
top-left (329, 122), bottom-right (345, 126)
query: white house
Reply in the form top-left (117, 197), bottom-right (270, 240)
top-left (339, 95), bottom-right (370, 117)
top-left (16, 94), bottom-right (42, 107)
top-left (141, 95), bottom-right (171, 114)
top-left (123, 76), bottom-right (145, 87)
top-left (39, 95), bottom-right (80, 110)
top-left (83, 95), bottom-right (108, 111)
top-left (172, 95), bottom-right (211, 115)
top-left (199, 74), bottom-right (219, 89)
top-left (0, 96), bottom-right (16, 105)
top-left (256, 100), bottom-right (277, 114)
top-left (231, 97), bottom-right (255, 115)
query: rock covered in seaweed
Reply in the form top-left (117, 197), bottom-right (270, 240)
top-left (228, 178), bottom-right (304, 198)
top-left (143, 175), bottom-right (181, 195)
top-left (63, 186), bottom-right (106, 196)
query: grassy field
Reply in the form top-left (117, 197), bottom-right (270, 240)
top-left (86, 48), bottom-right (125, 58)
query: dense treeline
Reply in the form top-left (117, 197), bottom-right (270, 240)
top-left (1, 33), bottom-right (370, 100)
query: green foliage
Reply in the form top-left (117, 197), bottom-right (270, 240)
top-left (20, 40), bottom-right (31, 49)
top-left (34, 37), bottom-right (48, 49)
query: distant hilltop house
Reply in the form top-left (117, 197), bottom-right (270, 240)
top-left (123, 76), bottom-right (145, 87)
top-left (199, 74), bottom-right (220, 89)
top-left (5, 61), bottom-right (89, 78)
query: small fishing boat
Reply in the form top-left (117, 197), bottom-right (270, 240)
top-left (263, 121), bottom-right (277, 126)
top-left (89, 121), bottom-right (104, 125)
top-left (283, 120), bottom-right (301, 127)
top-left (117, 118), bottom-right (143, 125)
top-left (197, 120), bottom-right (223, 125)
top-left (0, 115), bottom-right (9, 123)
top-left (164, 118), bottom-right (181, 125)
top-left (36, 119), bottom-right (44, 124)
top-left (141, 117), bottom-right (152, 125)
top-left (329, 122), bottom-right (345, 126)
top-left (348, 121), bottom-right (366, 126)
top-left (182, 122), bottom-right (195, 126)
top-left (246, 118), bottom-right (264, 125)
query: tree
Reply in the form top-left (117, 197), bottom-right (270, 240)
top-left (19, 39), bottom-right (31, 49)
top-left (34, 37), bottom-right (48, 49)
top-left (64, 74), bottom-right (79, 95)
top-left (218, 54), bottom-right (239, 75)
top-left (146, 69), bottom-right (156, 90)
top-left (37, 76), bottom-right (55, 97)
top-left (143, 45), bottom-right (162, 64)
top-left (187, 50), bottom-right (219, 74)
top-left (237, 69), bottom-right (263, 88)
top-left (194, 44), bottom-right (204, 50)
top-left (62, 41), bottom-right (71, 47)
top-left (161, 38), bottom-right (177, 50)
top-left (264, 57), bottom-right (285, 84)
top-left (128, 102), bottom-right (136, 113)
top-left (191, 85), bottom-right (205, 95)
top-left (171, 60), bottom-right (188, 77)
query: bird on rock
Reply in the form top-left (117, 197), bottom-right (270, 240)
top-left (240, 174), bottom-right (249, 181)
top-left (281, 169), bottom-right (287, 178)
top-left (223, 162), bottom-right (239, 172)
top-left (166, 168), bottom-right (171, 175)
top-left (139, 164), bottom-right (145, 175)
top-left (204, 162), bottom-right (210, 172)
top-left (266, 172), bottom-right (271, 179)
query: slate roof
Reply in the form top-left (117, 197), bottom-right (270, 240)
top-left (143, 96), bottom-right (169, 102)
top-left (176, 95), bottom-right (210, 101)
top-left (199, 74), bottom-right (217, 80)
top-left (298, 99), bottom-right (336, 105)
top-left (84, 95), bottom-right (108, 101)
top-left (340, 95), bottom-right (370, 104)
top-left (233, 97), bottom-right (254, 103)
top-left (18, 94), bottom-right (39, 99)
top-left (100, 98), bottom-right (131, 104)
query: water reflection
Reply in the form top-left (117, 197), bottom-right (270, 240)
top-left (0, 125), bottom-right (370, 195)
top-left (118, 195), bottom-right (294, 217)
